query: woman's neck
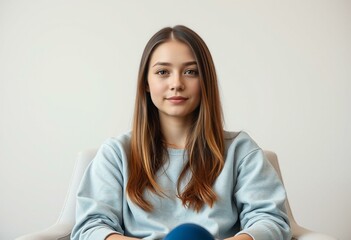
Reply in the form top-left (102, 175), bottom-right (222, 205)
top-left (160, 116), bottom-right (191, 149)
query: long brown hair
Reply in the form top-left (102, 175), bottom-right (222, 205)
top-left (127, 25), bottom-right (224, 212)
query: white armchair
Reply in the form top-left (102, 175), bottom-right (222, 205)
top-left (15, 150), bottom-right (337, 240)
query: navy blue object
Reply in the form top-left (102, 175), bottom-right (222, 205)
top-left (164, 223), bottom-right (215, 240)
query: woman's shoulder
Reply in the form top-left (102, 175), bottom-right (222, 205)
top-left (224, 130), bottom-right (256, 143)
top-left (223, 130), bottom-right (261, 158)
top-left (100, 131), bottom-right (132, 154)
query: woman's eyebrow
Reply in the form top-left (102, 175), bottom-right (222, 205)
top-left (183, 61), bottom-right (197, 66)
top-left (152, 61), bottom-right (197, 67)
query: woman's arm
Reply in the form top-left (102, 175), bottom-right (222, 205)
top-left (71, 143), bottom-right (126, 240)
top-left (233, 148), bottom-right (291, 240)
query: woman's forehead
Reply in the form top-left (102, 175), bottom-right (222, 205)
top-left (149, 40), bottom-right (196, 65)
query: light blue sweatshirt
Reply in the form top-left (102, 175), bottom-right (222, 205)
top-left (71, 131), bottom-right (291, 240)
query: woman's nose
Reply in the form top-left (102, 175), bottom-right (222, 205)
top-left (170, 74), bottom-right (185, 91)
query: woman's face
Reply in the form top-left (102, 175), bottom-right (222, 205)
top-left (147, 40), bottom-right (201, 122)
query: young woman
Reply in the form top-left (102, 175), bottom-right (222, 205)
top-left (71, 25), bottom-right (292, 240)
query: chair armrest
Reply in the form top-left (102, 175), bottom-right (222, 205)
top-left (293, 224), bottom-right (338, 240)
top-left (15, 223), bottom-right (72, 240)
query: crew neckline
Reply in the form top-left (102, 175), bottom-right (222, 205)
top-left (167, 148), bottom-right (186, 155)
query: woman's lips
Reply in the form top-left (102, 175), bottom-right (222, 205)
top-left (166, 96), bottom-right (188, 104)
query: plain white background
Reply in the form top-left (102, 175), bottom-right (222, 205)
top-left (1, 0), bottom-right (350, 239)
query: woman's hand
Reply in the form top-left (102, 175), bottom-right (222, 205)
top-left (224, 233), bottom-right (253, 240)
top-left (106, 233), bottom-right (140, 240)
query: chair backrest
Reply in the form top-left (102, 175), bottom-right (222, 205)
top-left (57, 149), bottom-right (297, 234)
top-left (263, 150), bottom-right (297, 231)
top-left (57, 149), bottom-right (98, 226)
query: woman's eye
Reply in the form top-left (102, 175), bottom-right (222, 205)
top-left (184, 69), bottom-right (198, 76)
top-left (156, 70), bottom-right (168, 75)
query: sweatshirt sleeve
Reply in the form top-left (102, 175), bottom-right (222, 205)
top-left (71, 142), bottom-right (125, 240)
top-left (234, 148), bottom-right (292, 240)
